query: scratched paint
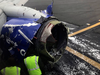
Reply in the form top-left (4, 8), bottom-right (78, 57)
top-left (4, 23), bottom-right (38, 27)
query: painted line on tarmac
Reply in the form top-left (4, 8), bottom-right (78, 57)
top-left (68, 22), bottom-right (100, 37)
top-left (66, 22), bottom-right (100, 70)
top-left (66, 46), bottom-right (100, 70)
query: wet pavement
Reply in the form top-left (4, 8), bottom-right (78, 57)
top-left (25, 0), bottom-right (100, 26)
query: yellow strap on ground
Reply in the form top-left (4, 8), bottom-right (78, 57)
top-left (66, 46), bottom-right (100, 70)
top-left (68, 22), bottom-right (100, 37)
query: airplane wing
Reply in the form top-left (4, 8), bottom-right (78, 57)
top-left (0, 0), bottom-right (28, 6)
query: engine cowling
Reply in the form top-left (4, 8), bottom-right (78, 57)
top-left (0, 9), bottom-right (6, 34)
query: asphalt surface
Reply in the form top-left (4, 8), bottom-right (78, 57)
top-left (0, 0), bottom-right (100, 75)
top-left (25, 0), bottom-right (100, 26)
top-left (25, 0), bottom-right (100, 75)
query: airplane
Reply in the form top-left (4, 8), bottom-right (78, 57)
top-left (0, 0), bottom-right (68, 63)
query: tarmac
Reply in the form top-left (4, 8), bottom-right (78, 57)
top-left (25, 0), bottom-right (100, 26)
top-left (25, 0), bottom-right (100, 75)
top-left (0, 0), bottom-right (100, 75)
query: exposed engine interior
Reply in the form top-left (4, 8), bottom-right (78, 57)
top-left (46, 22), bottom-right (68, 62)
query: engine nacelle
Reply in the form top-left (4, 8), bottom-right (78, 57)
top-left (0, 9), bottom-right (6, 34)
top-left (0, 5), bottom-right (46, 19)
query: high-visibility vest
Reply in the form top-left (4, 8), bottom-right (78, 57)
top-left (24, 56), bottom-right (42, 75)
top-left (0, 66), bottom-right (21, 75)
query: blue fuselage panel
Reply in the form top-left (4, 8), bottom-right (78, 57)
top-left (0, 18), bottom-right (41, 61)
